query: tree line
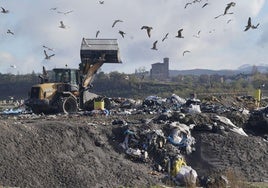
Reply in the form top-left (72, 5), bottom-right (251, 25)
top-left (0, 70), bottom-right (267, 100)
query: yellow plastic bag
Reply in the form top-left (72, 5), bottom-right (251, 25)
top-left (171, 157), bottom-right (187, 176)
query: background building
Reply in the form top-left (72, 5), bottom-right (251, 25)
top-left (150, 57), bottom-right (169, 80)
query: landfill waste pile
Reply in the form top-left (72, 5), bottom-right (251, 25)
top-left (0, 94), bottom-right (268, 187)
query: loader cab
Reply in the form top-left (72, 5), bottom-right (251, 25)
top-left (52, 68), bottom-right (80, 85)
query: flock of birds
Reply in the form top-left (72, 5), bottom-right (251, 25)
top-left (115, 0), bottom-right (259, 57)
top-left (1, 0), bottom-right (261, 70)
top-left (86, 0), bottom-right (260, 57)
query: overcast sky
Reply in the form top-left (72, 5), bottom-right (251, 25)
top-left (0, 0), bottom-right (267, 74)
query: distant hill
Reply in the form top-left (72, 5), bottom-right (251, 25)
top-left (169, 64), bottom-right (268, 76)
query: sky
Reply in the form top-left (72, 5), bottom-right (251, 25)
top-left (0, 0), bottom-right (267, 74)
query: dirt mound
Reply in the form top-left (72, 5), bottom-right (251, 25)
top-left (0, 116), bottom-right (163, 188)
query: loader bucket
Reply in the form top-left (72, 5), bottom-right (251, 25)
top-left (80, 38), bottom-right (122, 64)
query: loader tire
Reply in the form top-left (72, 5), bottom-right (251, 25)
top-left (61, 96), bottom-right (78, 114)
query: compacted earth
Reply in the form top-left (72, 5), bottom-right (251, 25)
top-left (0, 95), bottom-right (268, 188)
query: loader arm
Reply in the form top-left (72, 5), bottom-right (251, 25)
top-left (79, 38), bottom-right (122, 89)
top-left (81, 55), bottom-right (105, 88)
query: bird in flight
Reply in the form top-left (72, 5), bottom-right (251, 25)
top-left (1, 7), bottom-right (9, 13)
top-left (96, 30), bottom-right (100, 38)
top-left (215, 2), bottom-right (235, 19)
top-left (202, 3), bottom-right (209, 8)
top-left (224, 2), bottom-right (236, 14)
top-left (99, 1), bottom-right (104, 4)
top-left (251, 23), bottom-right (260, 29)
top-left (59, 21), bottom-right (67, 29)
top-left (184, 2), bottom-right (192, 9)
top-left (44, 50), bottom-right (55, 60)
top-left (151, 40), bottom-right (158, 50)
top-left (244, 17), bottom-right (260, 31)
top-left (82, 38), bottom-right (91, 47)
top-left (57, 10), bottom-right (73, 15)
top-left (112, 19), bottom-right (123, 27)
top-left (176, 29), bottom-right (184, 38)
top-left (119, 30), bottom-right (126, 38)
top-left (193, 30), bottom-right (201, 38)
top-left (183, 50), bottom-right (191, 56)
top-left (10, 65), bottom-right (16, 68)
top-left (162, 33), bottom-right (169, 42)
top-left (141, 26), bottom-right (153, 38)
top-left (43, 45), bottom-right (54, 51)
top-left (7, 29), bottom-right (14, 35)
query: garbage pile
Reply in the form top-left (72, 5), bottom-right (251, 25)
top-left (1, 93), bottom-right (268, 187)
top-left (103, 94), bottom-right (268, 186)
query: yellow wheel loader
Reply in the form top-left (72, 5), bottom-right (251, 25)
top-left (25, 38), bottom-right (122, 114)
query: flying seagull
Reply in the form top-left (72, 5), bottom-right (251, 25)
top-left (202, 3), bottom-right (209, 8)
top-left (176, 29), bottom-right (184, 38)
top-left (224, 2), bottom-right (236, 15)
top-left (162, 33), bottom-right (169, 42)
top-left (193, 30), bottom-right (201, 38)
top-left (112, 19), bottom-right (123, 27)
top-left (1, 7), bottom-right (9, 13)
top-left (44, 50), bottom-right (55, 60)
top-left (96, 30), bottom-right (100, 38)
top-left (42, 45), bottom-right (54, 51)
top-left (244, 17), bottom-right (260, 31)
top-left (99, 1), bottom-right (104, 4)
top-left (82, 38), bottom-right (91, 47)
top-left (183, 50), bottom-right (191, 56)
top-left (7, 29), bottom-right (14, 35)
top-left (215, 2), bottom-right (235, 19)
top-left (10, 65), bottom-right (16, 68)
top-left (244, 17), bottom-right (252, 31)
top-left (59, 21), bottom-right (67, 29)
top-left (252, 23), bottom-right (260, 29)
top-left (151, 40), bottom-right (158, 50)
top-left (119, 30), bottom-right (126, 38)
top-left (141, 26), bottom-right (153, 38)
top-left (184, 2), bottom-right (192, 9)
top-left (57, 10), bottom-right (73, 15)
